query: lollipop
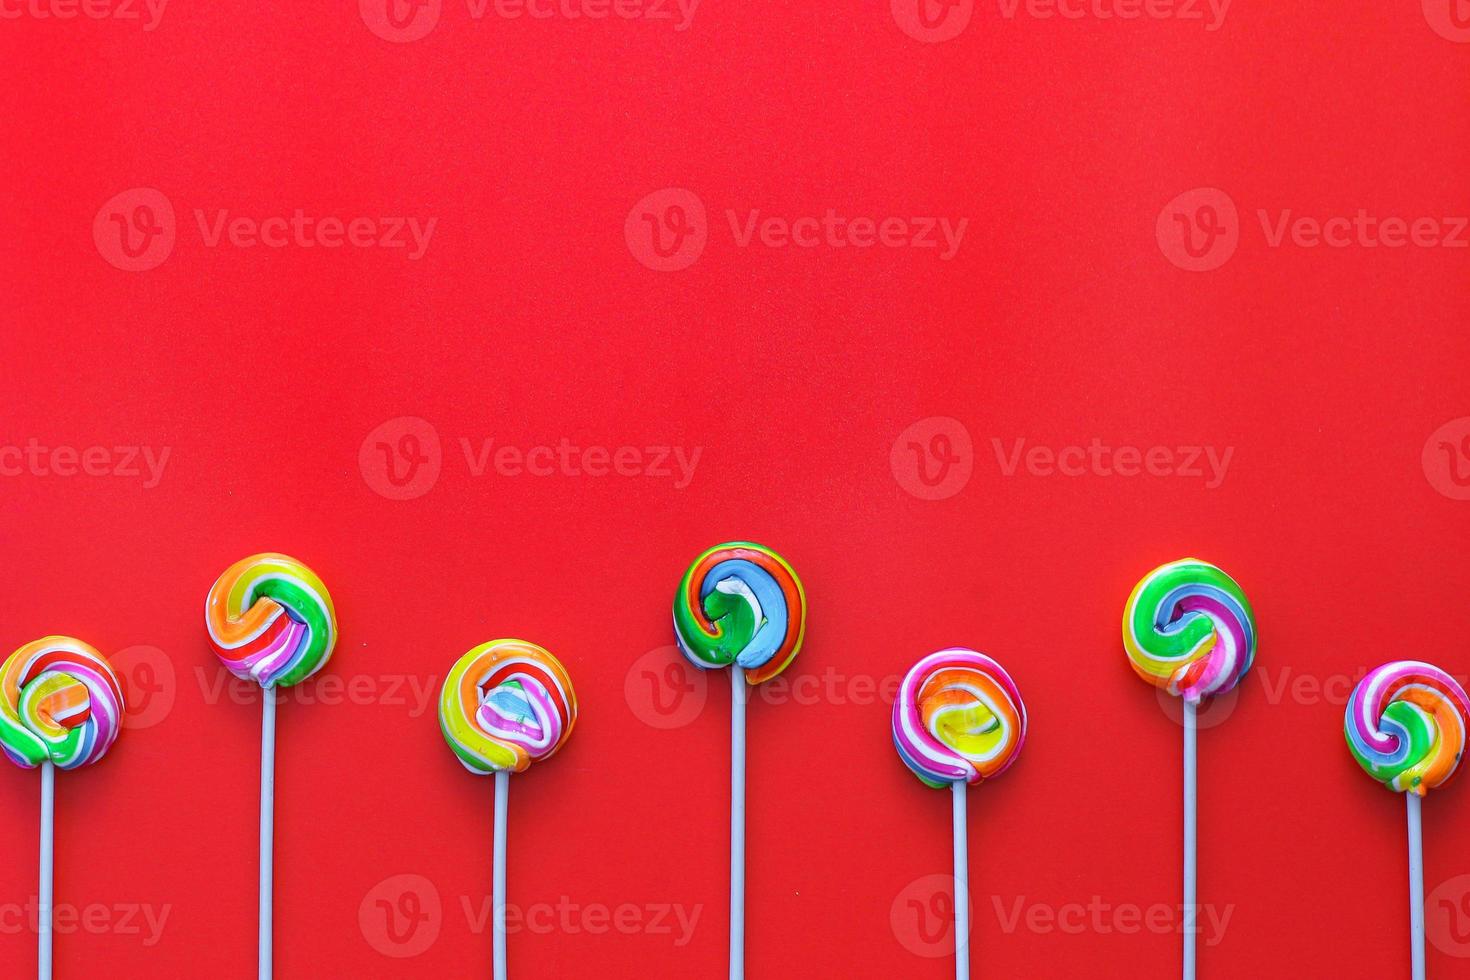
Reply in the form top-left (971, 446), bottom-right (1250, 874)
top-left (673, 541), bottom-right (805, 980)
top-left (1123, 557), bottom-right (1255, 702)
top-left (206, 552), bottom-right (337, 980)
top-left (893, 649), bottom-right (1026, 980)
top-left (1122, 558), bottom-right (1256, 980)
top-left (1345, 661), bottom-right (1470, 980)
top-left (206, 552), bottom-right (336, 689)
top-left (674, 541), bottom-right (806, 685)
top-left (439, 640), bottom-right (578, 980)
top-left (0, 636), bottom-right (124, 980)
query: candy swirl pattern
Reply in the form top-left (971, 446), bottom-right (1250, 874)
top-left (893, 648), bottom-right (1027, 789)
top-left (0, 637), bottom-right (124, 770)
top-left (206, 553), bottom-right (337, 689)
top-left (1122, 558), bottom-right (1256, 703)
top-left (673, 542), bottom-right (806, 686)
top-left (1345, 661), bottom-right (1470, 796)
top-left (440, 639), bottom-right (578, 775)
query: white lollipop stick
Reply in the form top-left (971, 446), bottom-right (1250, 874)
top-left (952, 780), bottom-right (969, 980)
top-left (1183, 698), bottom-right (1197, 980)
top-left (39, 761), bottom-right (54, 980)
top-left (260, 691), bottom-right (276, 980)
top-left (494, 769), bottom-right (509, 980)
top-left (1407, 792), bottom-right (1425, 980)
top-left (730, 667), bottom-right (747, 980)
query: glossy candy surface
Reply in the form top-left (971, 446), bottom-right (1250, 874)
top-left (673, 542), bottom-right (806, 685)
top-left (440, 639), bottom-right (579, 775)
top-left (893, 648), bottom-right (1027, 789)
top-left (1123, 558), bottom-right (1256, 703)
top-left (206, 553), bottom-right (337, 689)
top-left (0, 636), bottom-right (124, 770)
top-left (1345, 661), bottom-right (1470, 796)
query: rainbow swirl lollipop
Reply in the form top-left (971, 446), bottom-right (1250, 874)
top-left (1346, 661), bottom-right (1470, 796)
top-left (0, 637), bottom-right (124, 770)
top-left (1123, 558), bottom-right (1256, 702)
top-left (440, 639), bottom-right (578, 775)
top-left (206, 552), bottom-right (337, 689)
top-left (893, 648), bottom-right (1027, 789)
top-left (673, 542), bottom-right (806, 685)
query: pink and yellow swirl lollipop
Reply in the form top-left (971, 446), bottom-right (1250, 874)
top-left (0, 636), bottom-right (124, 771)
top-left (439, 639), bottom-right (578, 775)
top-left (893, 648), bottom-right (1027, 789)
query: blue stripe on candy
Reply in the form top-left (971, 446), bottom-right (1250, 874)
top-left (701, 559), bottom-right (789, 671)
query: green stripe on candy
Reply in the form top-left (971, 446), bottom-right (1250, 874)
top-left (1349, 700), bottom-right (1436, 791)
top-left (1127, 560), bottom-right (1253, 661)
top-left (253, 577), bottom-right (334, 689)
top-left (673, 565), bottom-right (760, 668)
top-left (0, 703), bottom-right (49, 767)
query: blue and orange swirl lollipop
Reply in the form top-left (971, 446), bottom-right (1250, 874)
top-left (1346, 661), bottom-right (1469, 796)
top-left (673, 541), bottom-right (806, 684)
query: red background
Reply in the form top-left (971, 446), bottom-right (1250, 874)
top-left (4, 1), bottom-right (1470, 976)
